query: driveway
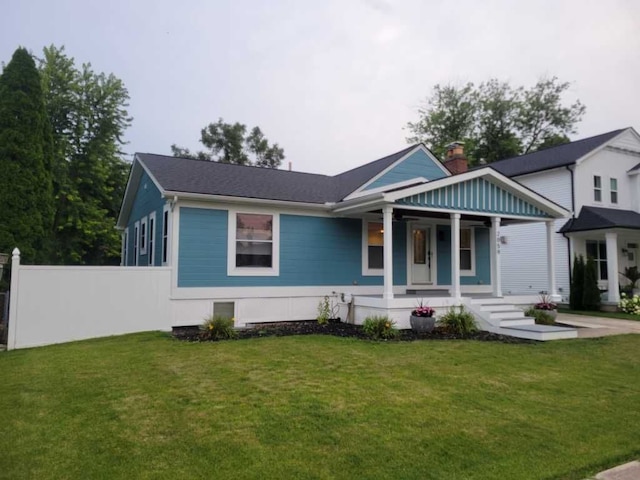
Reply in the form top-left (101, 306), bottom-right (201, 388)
top-left (556, 313), bottom-right (640, 338)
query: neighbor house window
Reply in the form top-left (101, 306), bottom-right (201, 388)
top-left (140, 216), bottom-right (148, 255)
top-left (586, 240), bottom-right (607, 280)
top-left (228, 211), bottom-right (279, 276)
top-left (594, 176), bottom-right (602, 202)
top-left (460, 227), bottom-right (475, 275)
top-left (610, 178), bottom-right (618, 204)
top-left (122, 228), bottom-right (129, 266)
top-left (134, 221), bottom-right (140, 266)
top-left (162, 205), bottom-right (170, 265)
top-left (148, 212), bottom-right (156, 265)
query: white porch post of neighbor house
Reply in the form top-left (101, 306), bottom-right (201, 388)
top-left (545, 220), bottom-right (560, 301)
top-left (491, 217), bottom-right (502, 297)
top-left (382, 205), bottom-right (394, 301)
top-left (605, 231), bottom-right (620, 303)
top-left (451, 213), bottom-right (461, 300)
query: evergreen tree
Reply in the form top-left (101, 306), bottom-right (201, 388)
top-left (570, 255), bottom-right (585, 310)
top-left (583, 256), bottom-right (601, 311)
top-left (0, 47), bottom-right (54, 263)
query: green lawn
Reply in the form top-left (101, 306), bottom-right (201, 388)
top-left (1, 333), bottom-right (639, 479)
top-left (559, 308), bottom-right (640, 321)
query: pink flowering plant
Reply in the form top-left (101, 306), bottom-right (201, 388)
top-left (411, 300), bottom-right (435, 317)
top-left (534, 293), bottom-right (557, 311)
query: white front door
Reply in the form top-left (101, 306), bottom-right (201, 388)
top-left (411, 227), bottom-right (432, 284)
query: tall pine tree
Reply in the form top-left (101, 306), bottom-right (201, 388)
top-left (0, 47), bottom-right (54, 263)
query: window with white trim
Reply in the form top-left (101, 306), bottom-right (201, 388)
top-left (362, 220), bottom-right (384, 275)
top-left (134, 221), bottom-right (140, 266)
top-left (140, 216), bottom-right (148, 254)
top-left (162, 205), bottom-right (170, 265)
top-left (586, 240), bottom-right (607, 280)
top-left (122, 228), bottom-right (129, 266)
top-left (460, 227), bottom-right (475, 275)
top-left (610, 178), bottom-right (618, 204)
top-left (148, 212), bottom-right (156, 265)
top-left (593, 175), bottom-right (602, 202)
top-left (228, 211), bottom-right (279, 276)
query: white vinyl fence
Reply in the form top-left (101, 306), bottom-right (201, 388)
top-left (7, 249), bottom-right (171, 350)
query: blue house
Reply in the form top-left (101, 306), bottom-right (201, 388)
top-left (117, 142), bottom-right (572, 338)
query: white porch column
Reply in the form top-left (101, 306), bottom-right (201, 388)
top-left (382, 205), bottom-right (394, 301)
top-left (7, 248), bottom-right (21, 350)
top-left (491, 217), bottom-right (502, 297)
top-left (546, 220), bottom-right (560, 301)
top-left (605, 232), bottom-right (620, 303)
top-left (451, 213), bottom-right (461, 300)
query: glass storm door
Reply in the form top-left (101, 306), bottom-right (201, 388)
top-left (411, 227), bottom-right (432, 284)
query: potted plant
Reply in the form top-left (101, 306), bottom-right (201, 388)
top-left (410, 301), bottom-right (436, 332)
top-left (621, 266), bottom-right (640, 296)
top-left (533, 293), bottom-right (557, 320)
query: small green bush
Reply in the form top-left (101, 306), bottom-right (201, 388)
top-left (362, 315), bottom-right (398, 340)
top-left (439, 306), bottom-right (477, 335)
top-left (317, 296), bottom-right (330, 325)
top-left (201, 315), bottom-right (237, 340)
top-left (524, 307), bottom-right (555, 325)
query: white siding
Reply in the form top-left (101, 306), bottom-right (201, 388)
top-left (610, 129), bottom-right (640, 151)
top-left (500, 168), bottom-right (572, 300)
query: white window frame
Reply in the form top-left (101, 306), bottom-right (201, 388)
top-left (134, 221), bottom-right (140, 266)
top-left (227, 209), bottom-right (280, 276)
top-left (148, 212), bottom-right (156, 266)
top-left (593, 175), bottom-right (602, 203)
top-left (459, 226), bottom-right (476, 276)
top-left (362, 219), bottom-right (384, 276)
top-left (122, 228), bottom-right (129, 266)
top-left (140, 216), bottom-right (148, 255)
top-left (610, 177), bottom-right (618, 204)
top-left (162, 204), bottom-right (171, 266)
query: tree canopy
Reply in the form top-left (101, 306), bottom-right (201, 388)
top-left (406, 77), bottom-right (586, 164)
top-left (172, 119), bottom-right (285, 168)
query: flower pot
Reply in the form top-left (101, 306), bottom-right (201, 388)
top-left (410, 315), bottom-right (435, 333)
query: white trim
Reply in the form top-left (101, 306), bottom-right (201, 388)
top-left (451, 213), bottom-right (461, 299)
top-left (344, 177), bottom-right (428, 201)
top-left (593, 174), bottom-right (603, 203)
top-left (162, 204), bottom-right (171, 266)
top-left (388, 204), bottom-right (552, 223)
top-left (459, 227), bottom-right (476, 276)
top-left (610, 177), bottom-right (618, 204)
top-left (351, 144), bottom-right (451, 196)
top-left (406, 221), bottom-right (438, 288)
top-left (148, 212), bottom-right (156, 266)
top-left (227, 209), bottom-right (280, 277)
top-left (140, 216), bottom-right (148, 255)
top-left (362, 219), bottom-right (384, 276)
top-left (575, 128), bottom-right (639, 167)
top-left (382, 205), bottom-right (394, 300)
top-left (117, 156), bottom-right (167, 229)
top-left (134, 221), bottom-right (140, 266)
top-left (164, 190), bottom-right (333, 211)
top-left (177, 198), bottom-right (332, 218)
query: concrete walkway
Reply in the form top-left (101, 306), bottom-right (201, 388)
top-left (587, 460), bottom-right (640, 479)
top-left (556, 313), bottom-right (640, 338)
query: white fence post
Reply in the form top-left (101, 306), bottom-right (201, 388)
top-left (7, 248), bottom-right (20, 350)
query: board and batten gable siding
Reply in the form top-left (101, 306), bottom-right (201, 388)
top-left (499, 167), bottom-right (572, 298)
top-left (125, 170), bottom-right (165, 266)
top-left (396, 177), bottom-right (552, 218)
top-left (436, 226), bottom-right (491, 286)
top-left (177, 207), bottom-right (407, 287)
top-left (364, 149), bottom-right (448, 191)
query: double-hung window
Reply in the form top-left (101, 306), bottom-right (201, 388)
top-left (593, 176), bottom-right (602, 202)
top-left (460, 227), bottom-right (475, 275)
top-left (610, 178), bottom-right (618, 204)
top-left (586, 240), bottom-right (607, 280)
top-left (363, 221), bottom-right (384, 275)
top-left (134, 221), bottom-right (140, 266)
top-left (122, 228), bottom-right (129, 266)
top-left (162, 205), bottom-right (170, 265)
top-left (148, 212), bottom-right (155, 265)
top-left (140, 216), bottom-right (148, 255)
top-left (228, 211), bottom-right (279, 276)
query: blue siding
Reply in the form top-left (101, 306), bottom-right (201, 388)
top-left (125, 170), bottom-right (165, 266)
top-left (178, 208), bottom-right (407, 287)
top-left (364, 150), bottom-right (449, 191)
top-left (397, 177), bottom-right (552, 218)
top-left (436, 225), bottom-right (491, 286)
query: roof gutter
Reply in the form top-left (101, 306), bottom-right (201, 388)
top-left (162, 190), bottom-right (334, 211)
top-left (563, 165), bottom-right (576, 289)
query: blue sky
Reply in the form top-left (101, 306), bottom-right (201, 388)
top-left (3, 0), bottom-right (639, 174)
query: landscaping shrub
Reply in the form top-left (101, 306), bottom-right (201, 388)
top-left (583, 256), bottom-right (601, 311)
top-left (362, 315), bottom-right (398, 340)
top-left (618, 293), bottom-right (640, 315)
top-left (439, 306), bottom-right (477, 335)
top-left (570, 255), bottom-right (585, 310)
top-left (201, 315), bottom-right (237, 340)
top-left (524, 307), bottom-right (555, 325)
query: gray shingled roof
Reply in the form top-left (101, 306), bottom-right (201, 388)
top-left (137, 144), bottom-right (421, 204)
top-left (488, 129), bottom-right (625, 177)
top-left (559, 206), bottom-right (640, 233)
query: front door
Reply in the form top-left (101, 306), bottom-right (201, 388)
top-left (411, 227), bottom-right (432, 284)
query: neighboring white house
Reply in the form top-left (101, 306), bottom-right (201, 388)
top-left (494, 127), bottom-right (640, 304)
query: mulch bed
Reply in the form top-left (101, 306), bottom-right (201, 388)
top-left (172, 320), bottom-right (534, 344)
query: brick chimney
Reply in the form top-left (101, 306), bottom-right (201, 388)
top-left (443, 141), bottom-right (468, 175)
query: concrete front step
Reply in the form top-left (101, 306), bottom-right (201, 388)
top-left (499, 317), bottom-right (535, 327)
top-left (489, 310), bottom-right (525, 320)
top-left (498, 324), bottom-right (578, 341)
top-left (480, 304), bottom-right (519, 312)
top-left (469, 297), bottom-right (505, 305)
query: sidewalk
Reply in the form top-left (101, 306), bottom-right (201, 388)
top-left (556, 313), bottom-right (640, 338)
top-left (588, 460), bottom-right (640, 480)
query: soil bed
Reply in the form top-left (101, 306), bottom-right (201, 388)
top-left (173, 320), bottom-right (534, 344)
